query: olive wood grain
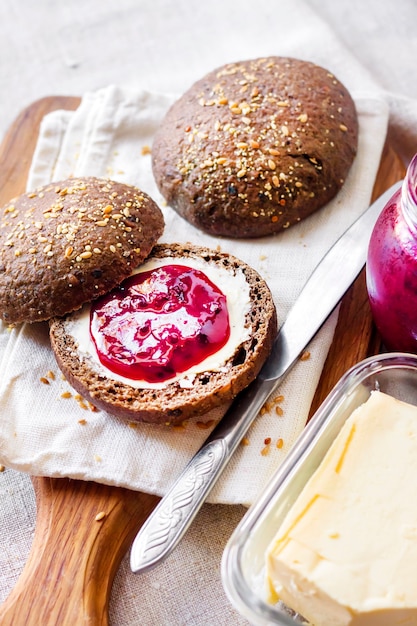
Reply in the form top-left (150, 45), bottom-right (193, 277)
top-left (0, 97), bottom-right (406, 625)
top-left (0, 96), bottom-right (160, 626)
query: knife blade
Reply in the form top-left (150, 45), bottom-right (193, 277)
top-left (130, 181), bottom-right (402, 574)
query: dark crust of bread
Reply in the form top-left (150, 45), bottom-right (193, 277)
top-left (0, 177), bottom-right (164, 324)
top-left (49, 243), bottom-right (277, 424)
top-left (152, 56), bottom-right (359, 238)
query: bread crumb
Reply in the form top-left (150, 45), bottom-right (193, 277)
top-left (196, 419), bottom-right (215, 430)
top-left (94, 455), bottom-right (102, 462)
top-left (241, 437), bottom-right (250, 446)
top-left (0, 464), bottom-right (5, 472)
top-left (276, 438), bottom-right (284, 449)
top-left (74, 393), bottom-right (89, 410)
top-left (95, 511), bottom-right (106, 521)
top-left (47, 370), bottom-right (55, 380)
top-left (61, 391), bottom-right (72, 399)
top-left (40, 377), bottom-right (50, 385)
top-left (78, 419), bottom-right (87, 425)
top-left (172, 423), bottom-right (186, 432)
top-left (300, 350), bottom-right (311, 361)
top-left (141, 145), bottom-right (151, 155)
top-left (261, 444), bottom-right (271, 456)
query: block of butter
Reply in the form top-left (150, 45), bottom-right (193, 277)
top-left (266, 390), bottom-right (417, 626)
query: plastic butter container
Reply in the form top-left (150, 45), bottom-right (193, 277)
top-left (221, 353), bottom-right (417, 626)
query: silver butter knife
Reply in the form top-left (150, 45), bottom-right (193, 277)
top-left (130, 181), bottom-right (401, 574)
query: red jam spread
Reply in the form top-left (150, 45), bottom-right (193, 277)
top-left (90, 264), bottom-right (231, 383)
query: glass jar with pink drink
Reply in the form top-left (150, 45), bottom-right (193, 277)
top-left (366, 154), bottom-right (417, 352)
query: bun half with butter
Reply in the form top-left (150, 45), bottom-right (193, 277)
top-left (49, 243), bottom-right (277, 424)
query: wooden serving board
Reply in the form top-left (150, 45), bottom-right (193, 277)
top-left (0, 97), bottom-right (405, 625)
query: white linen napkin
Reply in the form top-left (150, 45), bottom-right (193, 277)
top-left (0, 85), bottom-right (388, 505)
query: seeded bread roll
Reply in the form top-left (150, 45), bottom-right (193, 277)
top-left (152, 56), bottom-right (358, 238)
top-left (0, 177), bottom-right (164, 324)
top-left (49, 243), bottom-right (277, 424)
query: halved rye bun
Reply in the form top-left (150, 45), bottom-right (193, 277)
top-left (49, 243), bottom-right (277, 424)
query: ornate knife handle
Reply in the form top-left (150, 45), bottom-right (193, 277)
top-left (130, 438), bottom-right (228, 573)
top-left (130, 376), bottom-right (276, 574)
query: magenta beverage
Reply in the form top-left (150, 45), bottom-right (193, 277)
top-left (366, 154), bottom-right (417, 352)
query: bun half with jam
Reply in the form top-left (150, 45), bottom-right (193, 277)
top-left (49, 243), bottom-right (277, 424)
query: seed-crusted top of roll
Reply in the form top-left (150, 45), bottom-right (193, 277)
top-left (152, 56), bottom-right (358, 238)
top-left (0, 177), bottom-right (164, 324)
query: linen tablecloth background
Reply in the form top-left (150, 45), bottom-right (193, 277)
top-left (1, 1), bottom-right (416, 624)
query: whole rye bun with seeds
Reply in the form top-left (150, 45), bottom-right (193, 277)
top-left (0, 177), bottom-right (164, 324)
top-left (152, 56), bottom-right (359, 238)
top-left (49, 243), bottom-right (277, 425)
